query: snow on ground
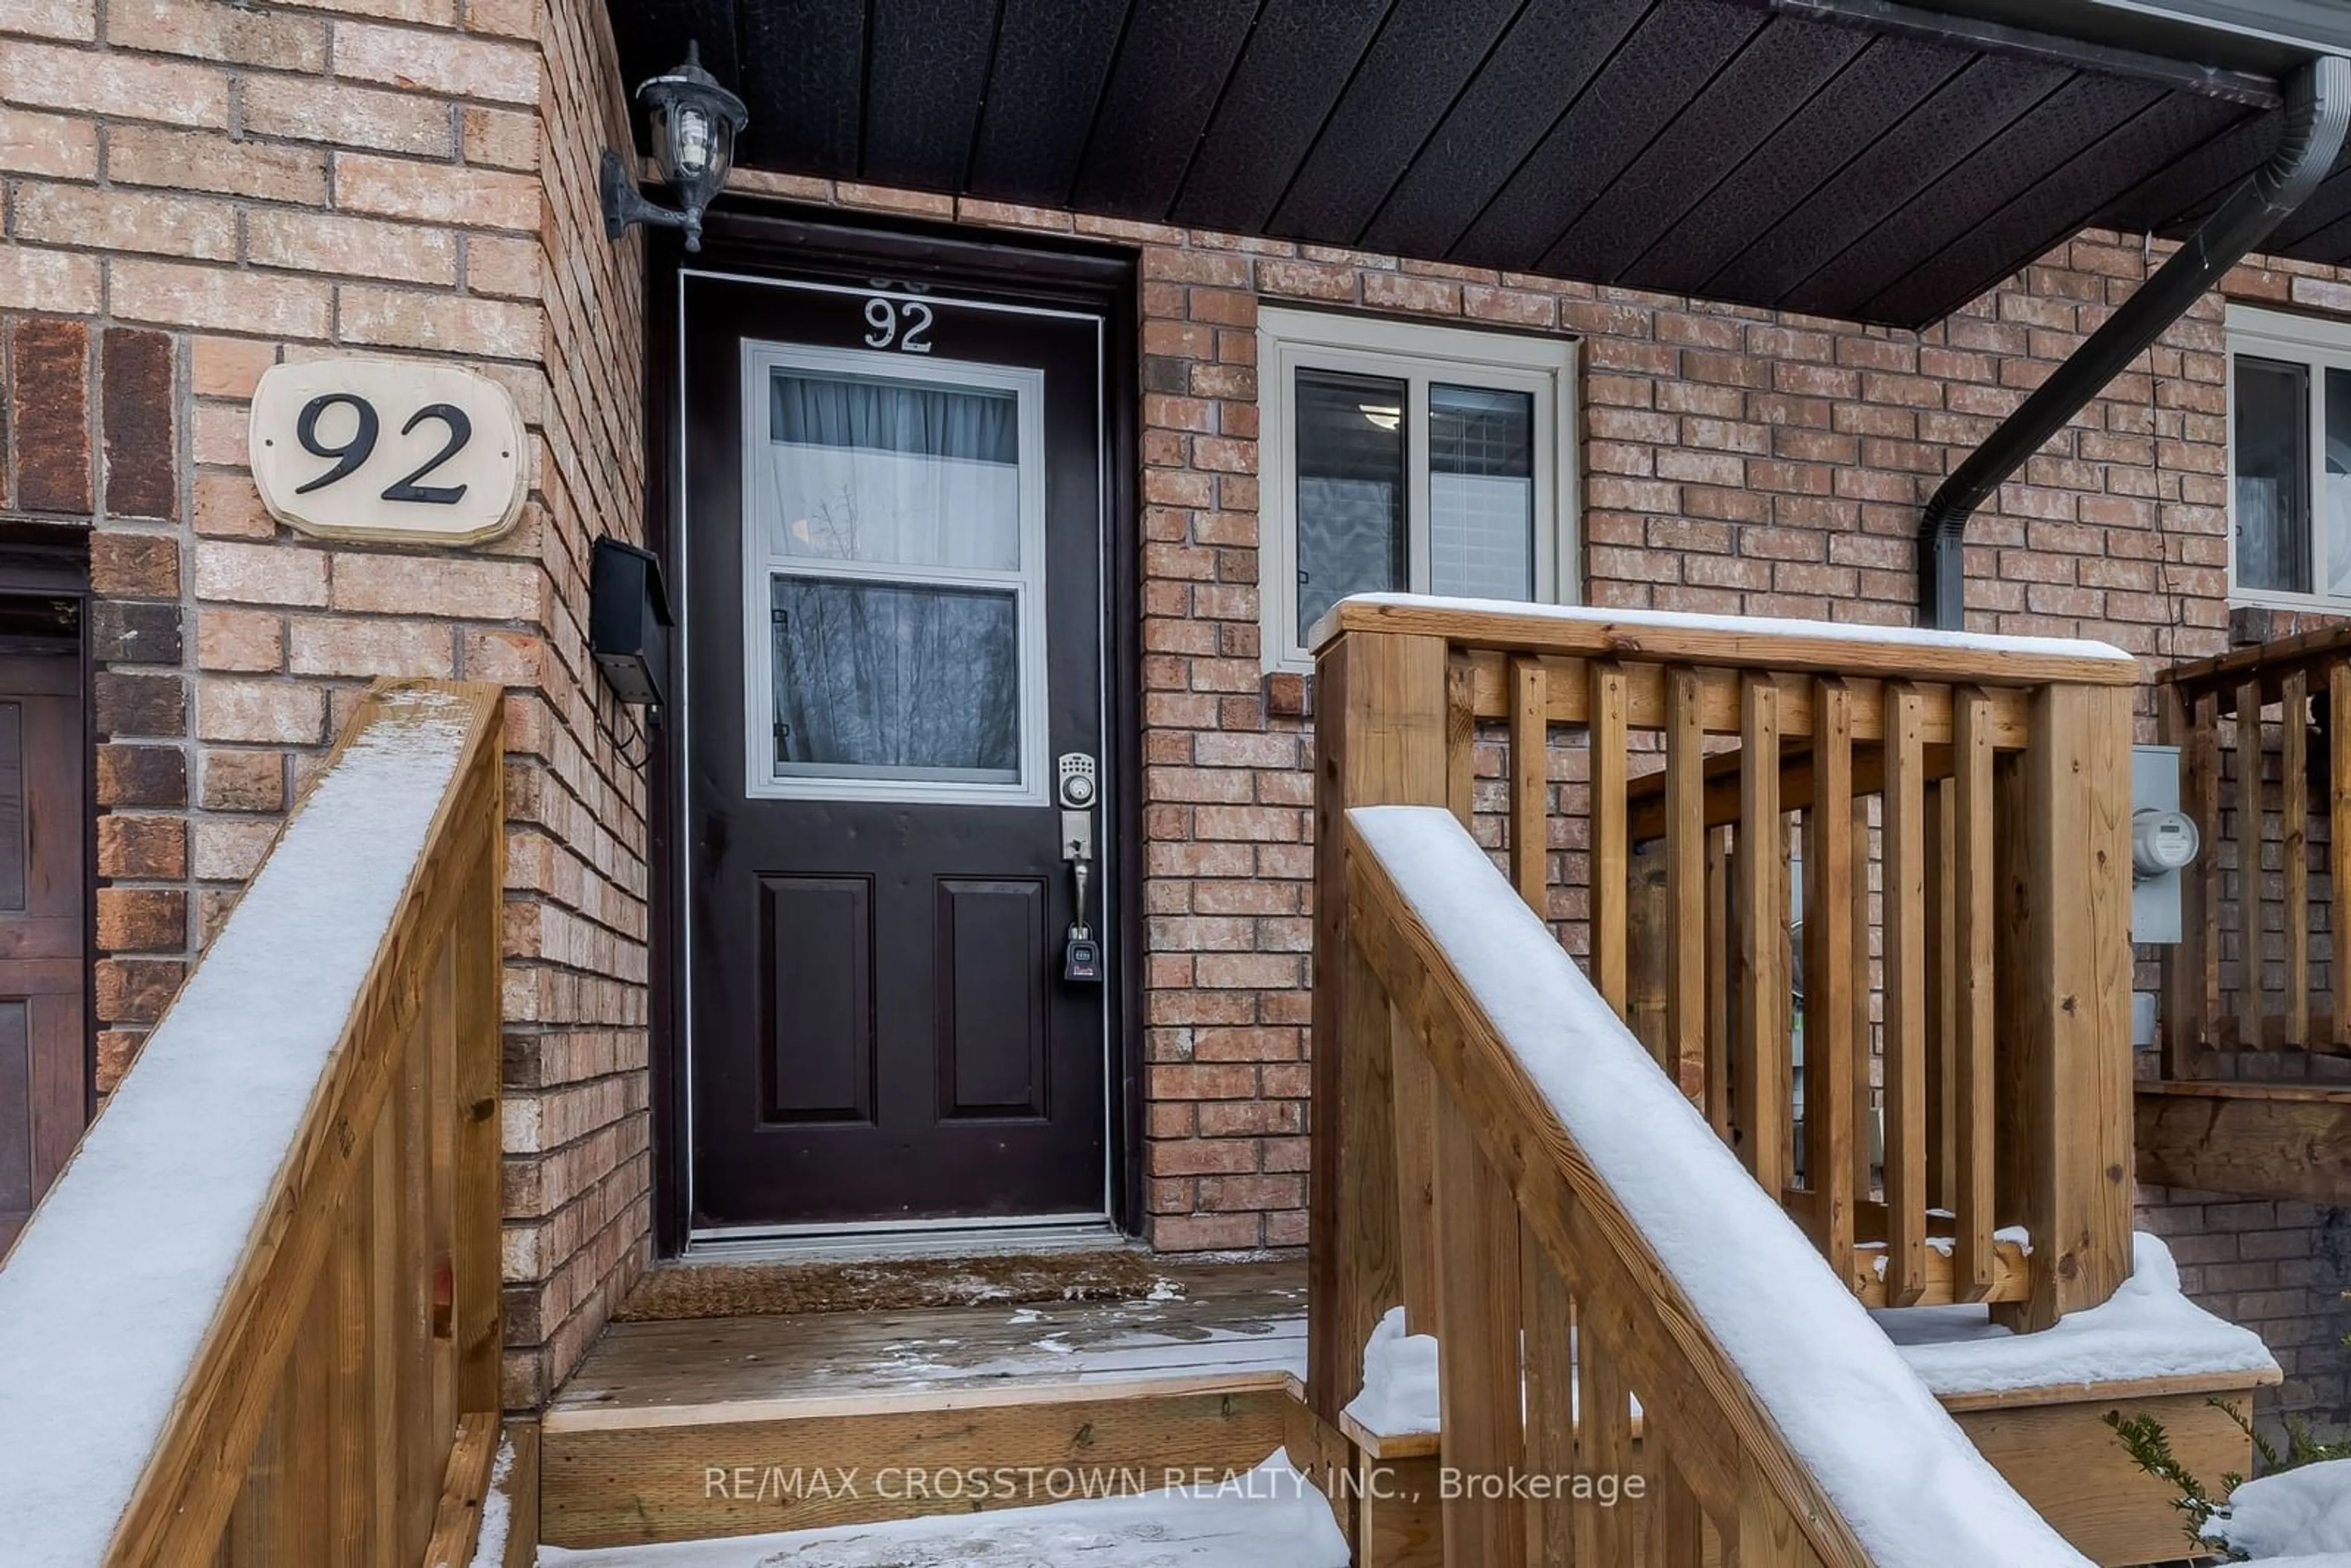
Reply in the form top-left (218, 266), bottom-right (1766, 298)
top-left (2205, 1459), bottom-right (2351, 1562)
top-left (0, 689), bottom-right (476, 1568)
top-left (1318, 591), bottom-right (2137, 665)
top-left (534, 1452), bottom-right (1348, 1568)
top-left (1349, 806), bottom-right (2091, 1568)
top-left (470, 1435), bottom-right (519, 1568)
top-left (1341, 1306), bottom-right (1439, 1435)
top-left (1875, 1232), bottom-right (2278, 1398)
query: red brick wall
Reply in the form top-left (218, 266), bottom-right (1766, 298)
top-left (2141, 1184), bottom-right (2351, 1433)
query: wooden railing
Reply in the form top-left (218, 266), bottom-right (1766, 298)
top-left (2143, 630), bottom-right (2351, 1208)
top-left (1307, 598), bottom-right (2141, 1449)
top-left (0, 681), bottom-right (509, 1567)
top-left (2158, 625), bottom-right (2351, 1073)
top-left (1333, 804), bottom-right (2090, 1566)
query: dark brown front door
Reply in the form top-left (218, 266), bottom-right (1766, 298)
top-left (679, 264), bottom-right (1115, 1234)
top-left (0, 648), bottom-right (86, 1251)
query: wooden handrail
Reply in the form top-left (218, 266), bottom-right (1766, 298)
top-left (1343, 805), bottom-right (2088, 1566)
top-left (2159, 631), bottom-right (2351, 1068)
top-left (1314, 596), bottom-right (2142, 688)
top-left (0, 680), bottom-right (507, 1567)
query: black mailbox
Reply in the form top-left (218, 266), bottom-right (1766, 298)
top-left (590, 538), bottom-right (673, 708)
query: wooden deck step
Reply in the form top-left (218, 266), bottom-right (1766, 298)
top-left (539, 1261), bottom-right (1307, 1550)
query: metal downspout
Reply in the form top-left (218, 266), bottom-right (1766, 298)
top-left (1915, 54), bottom-right (2351, 628)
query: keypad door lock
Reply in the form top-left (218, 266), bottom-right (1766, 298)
top-left (1057, 752), bottom-right (1102, 983)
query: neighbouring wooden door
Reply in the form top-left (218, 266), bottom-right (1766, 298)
top-left (678, 265), bottom-right (1115, 1235)
top-left (0, 650), bottom-right (86, 1251)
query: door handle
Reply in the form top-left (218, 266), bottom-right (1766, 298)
top-left (1058, 753), bottom-right (1102, 982)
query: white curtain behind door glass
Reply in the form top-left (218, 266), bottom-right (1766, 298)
top-left (766, 369), bottom-right (1022, 570)
top-left (760, 366), bottom-right (1028, 784)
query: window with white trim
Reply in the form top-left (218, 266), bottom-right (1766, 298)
top-left (1257, 307), bottom-right (1577, 671)
top-left (2228, 304), bottom-right (2351, 608)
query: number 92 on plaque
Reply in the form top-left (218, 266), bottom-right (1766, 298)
top-left (247, 357), bottom-right (527, 546)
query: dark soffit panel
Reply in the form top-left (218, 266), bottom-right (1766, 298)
top-left (615, 0), bottom-right (2320, 328)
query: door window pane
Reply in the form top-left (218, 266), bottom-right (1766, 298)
top-left (770, 576), bottom-right (1020, 782)
top-left (1430, 384), bottom-right (1534, 600)
top-left (2235, 354), bottom-right (2311, 594)
top-left (765, 369), bottom-right (1021, 571)
top-left (1295, 369), bottom-right (1406, 636)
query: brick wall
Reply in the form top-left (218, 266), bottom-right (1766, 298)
top-left (0, 0), bottom-right (647, 1405)
top-left (2141, 1184), bottom-right (2351, 1434)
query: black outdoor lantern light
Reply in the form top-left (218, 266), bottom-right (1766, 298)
top-left (600, 41), bottom-right (748, 253)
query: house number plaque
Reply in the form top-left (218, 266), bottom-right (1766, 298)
top-left (248, 357), bottom-right (527, 546)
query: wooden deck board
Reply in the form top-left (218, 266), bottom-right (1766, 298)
top-left (549, 1261), bottom-right (1307, 1424)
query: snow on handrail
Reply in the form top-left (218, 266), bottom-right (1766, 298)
top-left (0, 681), bottom-right (504, 1566)
top-left (1310, 592), bottom-right (2139, 685)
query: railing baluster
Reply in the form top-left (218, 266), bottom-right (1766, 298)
top-left (1654, 1439), bottom-right (1709, 1567)
top-left (1433, 1082), bottom-right (1528, 1568)
top-left (1802, 679), bottom-right (1856, 1289)
top-left (1706, 825), bottom-right (1734, 1139)
top-left (1510, 655), bottom-right (1549, 915)
top-left (1447, 653), bottom-right (1477, 828)
top-left (1573, 1329), bottom-right (1638, 1566)
top-left (1391, 1005), bottom-right (1440, 1334)
top-left (2238, 677), bottom-right (2265, 1053)
top-left (1924, 776), bottom-right (1951, 1212)
top-left (1952, 687), bottom-right (1997, 1302)
top-left (1590, 660), bottom-right (1630, 1010)
top-left (2284, 668), bottom-right (2310, 1051)
top-left (1883, 683), bottom-right (1929, 1307)
top-left (1737, 677), bottom-right (1787, 1195)
top-left (1521, 1234), bottom-right (1577, 1566)
top-left (1667, 668), bottom-right (1707, 1094)
top-left (1850, 806), bottom-right (1874, 1217)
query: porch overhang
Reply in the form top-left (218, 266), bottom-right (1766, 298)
top-left (611, 0), bottom-right (2351, 329)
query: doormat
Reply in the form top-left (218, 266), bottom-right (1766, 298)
top-left (615, 1248), bottom-right (1172, 1321)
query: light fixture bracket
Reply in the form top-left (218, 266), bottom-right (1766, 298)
top-left (599, 40), bottom-right (748, 254)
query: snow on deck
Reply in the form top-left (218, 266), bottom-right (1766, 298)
top-left (1341, 1305), bottom-right (1438, 1438)
top-left (1319, 591), bottom-right (2137, 666)
top-left (0, 689), bottom-right (476, 1567)
top-left (2205, 1458), bottom-right (2351, 1560)
top-left (1350, 805), bottom-right (2091, 1568)
top-left (534, 1453), bottom-right (1349, 1568)
top-left (1876, 1232), bottom-right (2278, 1398)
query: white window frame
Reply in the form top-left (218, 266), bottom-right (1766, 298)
top-left (2226, 302), bottom-right (2351, 612)
top-left (738, 339), bottom-right (1051, 807)
top-left (1257, 306), bottom-right (1579, 672)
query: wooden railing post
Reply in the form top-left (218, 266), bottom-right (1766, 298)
top-left (1997, 681), bottom-right (2134, 1333)
top-left (1308, 628), bottom-right (1450, 1424)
